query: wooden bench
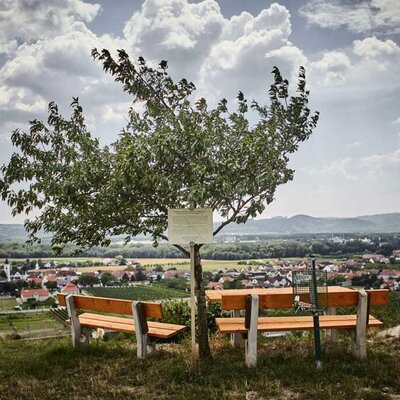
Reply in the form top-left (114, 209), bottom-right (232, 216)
top-left (57, 293), bottom-right (187, 358)
top-left (214, 288), bottom-right (388, 367)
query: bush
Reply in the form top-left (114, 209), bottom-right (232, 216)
top-left (161, 299), bottom-right (230, 334)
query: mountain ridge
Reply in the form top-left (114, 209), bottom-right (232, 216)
top-left (1, 212), bottom-right (399, 240)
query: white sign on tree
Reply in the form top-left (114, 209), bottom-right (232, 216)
top-left (168, 208), bottom-right (213, 244)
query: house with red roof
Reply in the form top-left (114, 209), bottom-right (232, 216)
top-left (61, 282), bottom-right (79, 295)
top-left (20, 288), bottom-right (50, 303)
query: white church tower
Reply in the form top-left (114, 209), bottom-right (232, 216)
top-left (4, 258), bottom-right (11, 282)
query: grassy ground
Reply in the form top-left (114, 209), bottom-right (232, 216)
top-left (0, 293), bottom-right (399, 399)
top-left (0, 311), bottom-right (68, 339)
top-left (0, 297), bottom-right (17, 311)
top-left (86, 285), bottom-right (188, 301)
top-left (0, 333), bottom-right (399, 400)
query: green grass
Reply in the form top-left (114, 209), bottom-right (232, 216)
top-left (1, 293), bottom-right (399, 399)
top-left (0, 334), bottom-right (400, 400)
top-left (87, 284), bottom-right (189, 301)
top-left (0, 298), bottom-right (17, 311)
top-left (0, 311), bottom-right (68, 339)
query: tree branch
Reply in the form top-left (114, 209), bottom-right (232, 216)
top-left (158, 232), bottom-right (190, 257)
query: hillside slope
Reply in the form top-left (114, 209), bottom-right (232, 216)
top-left (1, 212), bottom-right (399, 241)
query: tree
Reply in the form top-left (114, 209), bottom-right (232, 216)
top-left (134, 269), bottom-right (146, 282)
top-left (0, 49), bottom-right (319, 358)
top-left (121, 272), bottom-right (130, 282)
top-left (154, 265), bottom-right (164, 272)
top-left (78, 274), bottom-right (99, 287)
top-left (45, 280), bottom-right (58, 290)
top-left (100, 272), bottom-right (115, 286)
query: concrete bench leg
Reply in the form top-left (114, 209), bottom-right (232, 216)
top-left (326, 307), bottom-right (337, 343)
top-left (231, 310), bottom-right (241, 348)
top-left (245, 294), bottom-right (259, 368)
top-left (352, 290), bottom-right (368, 360)
top-left (66, 294), bottom-right (89, 349)
top-left (132, 301), bottom-right (149, 359)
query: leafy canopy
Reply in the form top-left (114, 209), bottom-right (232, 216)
top-left (0, 49), bottom-right (319, 253)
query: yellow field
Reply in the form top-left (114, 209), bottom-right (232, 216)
top-left (75, 259), bottom-right (248, 272)
top-left (1, 257), bottom-right (313, 273)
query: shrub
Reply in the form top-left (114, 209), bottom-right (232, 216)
top-left (161, 299), bottom-right (230, 334)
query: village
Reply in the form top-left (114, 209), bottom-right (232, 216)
top-left (1, 249), bottom-right (400, 308)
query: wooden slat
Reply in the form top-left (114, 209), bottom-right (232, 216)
top-left (78, 312), bottom-right (187, 333)
top-left (65, 312), bottom-right (187, 339)
top-left (218, 288), bottom-right (389, 310)
top-left (74, 314), bottom-right (186, 339)
top-left (216, 315), bottom-right (383, 334)
top-left (57, 293), bottom-right (163, 319)
top-left (57, 293), bottom-right (67, 306)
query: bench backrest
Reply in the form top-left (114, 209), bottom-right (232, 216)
top-left (57, 293), bottom-right (163, 320)
top-left (220, 289), bottom-right (389, 311)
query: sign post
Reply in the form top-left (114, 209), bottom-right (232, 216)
top-left (292, 258), bottom-right (327, 370)
top-left (189, 242), bottom-right (196, 367)
top-left (168, 208), bottom-right (213, 368)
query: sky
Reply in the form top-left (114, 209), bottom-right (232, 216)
top-left (0, 0), bottom-right (399, 224)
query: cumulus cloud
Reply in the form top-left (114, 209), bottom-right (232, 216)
top-left (311, 51), bottom-right (351, 86)
top-left (0, 28), bottom-right (130, 146)
top-left (300, 0), bottom-right (400, 34)
top-left (123, 0), bottom-right (224, 80)
top-left (353, 36), bottom-right (400, 70)
top-left (0, 0), bottom-right (306, 149)
top-left (0, 0), bottom-right (101, 55)
top-left (308, 36), bottom-right (400, 95)
top-left (198, 3), bottom-right (306, 102)
top-left (123, 1), bottom-right (306, 103)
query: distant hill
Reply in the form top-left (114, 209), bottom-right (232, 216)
top-left (1, 212), bottom-right (399, 241)
top-left (219, 213), bottom-right (400, 235)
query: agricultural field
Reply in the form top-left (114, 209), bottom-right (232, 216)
top-left (87, 284), bottom-right (189, 301)
top-left (0, 298), bottom-right (17, 312)
top-left (78, 259), bottom-right (265, 272)
top-left (0, 311), bottom-right (68, 339)
top-left (2, 256), bottom-right (347, 273)
top-left (0, 257), bottom-right (104, 264)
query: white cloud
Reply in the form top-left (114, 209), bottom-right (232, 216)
top-left (300, 0), bottom-right (400, 34)
top-left (0, 0), bottom-right (101, 55)
top-left (122, 1), bottom-right (306, 103)
top-left (361, 148), bottom-right (400, 166)
top-left (123, 0), bottom-right (224, 80)
top-left (306, 157), bottom-right (359, 181)
top-left (353, 36), bottom-right (400, 71)
top-left (311, 51), bottom-right (351, 86)
top-left (198, 3), bottom-right (306, 102)
top-left (308, 36), bottom-right (400, 95)
top-left (0, 28), bottom-right (130, 144)
top-left (372, 0), bottom-right (400, 30)
top-left (353, 36), bottom-right (400, 59)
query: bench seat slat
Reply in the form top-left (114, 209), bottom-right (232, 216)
top-left (78, 312), bottom-right (185, 330)
top-left (216, 315), bottom-right (383, 334)
top-left (66, 312), bottom-right (187, 339)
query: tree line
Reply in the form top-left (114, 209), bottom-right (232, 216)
top-left (1, 235), bottom-right (399, 260)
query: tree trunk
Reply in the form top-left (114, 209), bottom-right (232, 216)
top-left (193, 244), bottom-right (211, 359)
